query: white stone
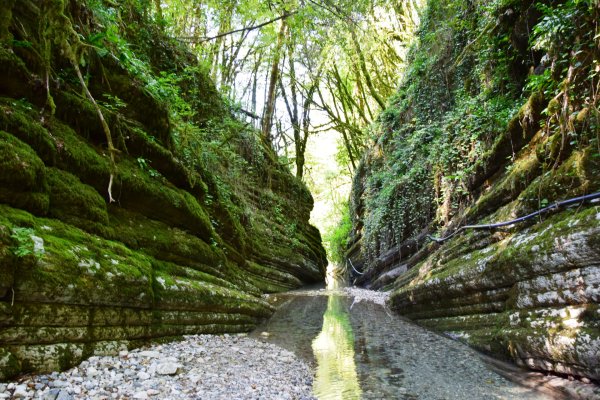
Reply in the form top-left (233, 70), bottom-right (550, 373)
top-left (30, 234), bottom-right (45, 255)
top-left (137, 371), bottom-right (151, 380)
top-left (156, 362), bottom-right (181, 375)
top-left (133, 391), bottom-right (148, 399)
top-left (139, 351), bottom-right (160, 358)
top-left (156, 277), bottom-right (167, 289)
top-left (12, 384), bottom-right (29, 398)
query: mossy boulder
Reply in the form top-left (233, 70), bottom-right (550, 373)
top-left (46, 168), bottom-right (110, 235)
top-left (0, 131), bottom-right (49, 215)
top-left (0, 348), bottom-right (20, 381)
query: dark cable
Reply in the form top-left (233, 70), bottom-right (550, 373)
top-left (427, 192), bottom-right (600, 243)
top-left (347, 258), bottom-right (364, 275)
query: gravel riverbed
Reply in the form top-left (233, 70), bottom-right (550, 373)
top-left (1, 334), bottom-right (315, 400)
top-left (4, 287), bottom-right (597, 400)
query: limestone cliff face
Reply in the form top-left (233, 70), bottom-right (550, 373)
top-left (0, 0), bottom-right (326, 380)
top-left (349, 0), bottom-right (599, 381)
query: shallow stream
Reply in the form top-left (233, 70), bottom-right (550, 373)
top-left (251, 285), bottom-right (551, 400)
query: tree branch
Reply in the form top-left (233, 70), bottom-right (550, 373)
top-left (176, 12), bottom-right (295, 43)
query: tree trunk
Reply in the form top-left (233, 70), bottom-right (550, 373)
top-left (154, 0), bottom-right (164, 26)
top-left (348, 24), bottom-right (386, 110)
top-left (261, 17), bottom-right (287, 144)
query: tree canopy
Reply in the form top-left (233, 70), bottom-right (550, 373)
top-left (159, 0), bottom-right (422, 179)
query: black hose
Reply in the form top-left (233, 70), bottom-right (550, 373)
top-left (427, 192), bottom-right (600, 243)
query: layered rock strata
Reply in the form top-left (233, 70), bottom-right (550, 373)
top-left (349, 0), bottom-right (600, 381)
top-left (0, 0), bottom-right (326, 380)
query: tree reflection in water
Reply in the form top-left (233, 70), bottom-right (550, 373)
top-left (312, 294), bottom-right (362, 399)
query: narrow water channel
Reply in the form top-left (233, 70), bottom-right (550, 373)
top-left (251, 283), bottom-right (551, 399)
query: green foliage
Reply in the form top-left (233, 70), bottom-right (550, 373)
top-left (353, 0), bottom-right (600, 267)
top-left (98, 94), bottom-right (127, 112)
top-left (10, 227), bottom-right (38, 258)
top-left (531, 0), bottom-right (593, 53)
top-left (324, 205), bottom-right (352, 265)
top-left (136, 157), bottom-right (161, 178)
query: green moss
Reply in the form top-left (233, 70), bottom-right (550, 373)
top-left (0, 224), bottom-right (15, 298)
top-left (0, 131), bottom-right (49, 215)
top-left (391, 205), bottom-right (600, 312)
top-left (469, 150), bottom-right (542, 221)
top-left (54, 92), bottom-right (110, 145)
top-left (0, 46), bottom-right (32, 101)
top-left (115, 159), bottom-right (214, 242)
top-left (0, 204), bottom-right (154, 308)
top-left (0, 98), bottom-right (57, 165)
top-left (152, 259), bottom-right (241, 292)
top-left (152, 262), bottom-right (273, 318)
top-left (47, 118), bottom-right (112, 194)
top-left (516, 148), bottom-right (600, 215)
top-left (108, 208), bottom-right (224, 272)
top-left (240, 261), bottom-right (301, 293)
top-left (0, 348), bottom-right (20, 381)
top-left (0, 1), bottom-right (15, 42)
top-left (46, 167), bottom-right (110, 236)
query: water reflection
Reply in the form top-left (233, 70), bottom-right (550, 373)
top-left (312, 295), bottom-right (362, 399)
top-left (312, 264), bottom-right (362, 399)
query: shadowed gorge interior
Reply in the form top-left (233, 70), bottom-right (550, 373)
top-left (0, 0), bottom-right (599, 397)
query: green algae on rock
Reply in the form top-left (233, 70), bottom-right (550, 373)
top-left (348, 0), bottom-right (600, 382)
top-left (0, 0), bottom-right (325, 381)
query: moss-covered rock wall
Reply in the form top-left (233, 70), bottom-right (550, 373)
top-left (0, 0), bottom-right (326, 380)
top-left (349, 0), bottom-right (599, 381)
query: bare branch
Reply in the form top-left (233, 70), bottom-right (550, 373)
top-left (176, 12), bottom-right (296, 43)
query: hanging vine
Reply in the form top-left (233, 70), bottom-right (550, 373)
top-left (41, 0), bottom-right (118, 202)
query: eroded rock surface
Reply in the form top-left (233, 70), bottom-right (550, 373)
top-left (348, 0), bottom-right (600, 383)
top-left (0, 0), bottom-right (325, 380)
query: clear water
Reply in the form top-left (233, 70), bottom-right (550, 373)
top-left (251, 286), bottom-right (551, 400)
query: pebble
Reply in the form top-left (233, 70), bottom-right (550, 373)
top-left (2, 335), bottom-right (315, 400)
top-left (137, 371), bottom-right (151, 380)
top-left (56, 390), bottom-right (73, 400)
top-left (156, 362), bottom-right (181, 375)
top-left (138, 350), bottom-right (160, 358)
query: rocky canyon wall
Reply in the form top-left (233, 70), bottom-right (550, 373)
top-left (349, 0), bottom-right (600, 381)
top-left (0, 0), bottom-right (326, 380)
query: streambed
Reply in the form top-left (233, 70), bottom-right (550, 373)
top-left (251, 286), bottom-right (552, 400)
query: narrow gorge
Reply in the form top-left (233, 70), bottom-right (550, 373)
top-left (0, 0), bottom-right (599, 399)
